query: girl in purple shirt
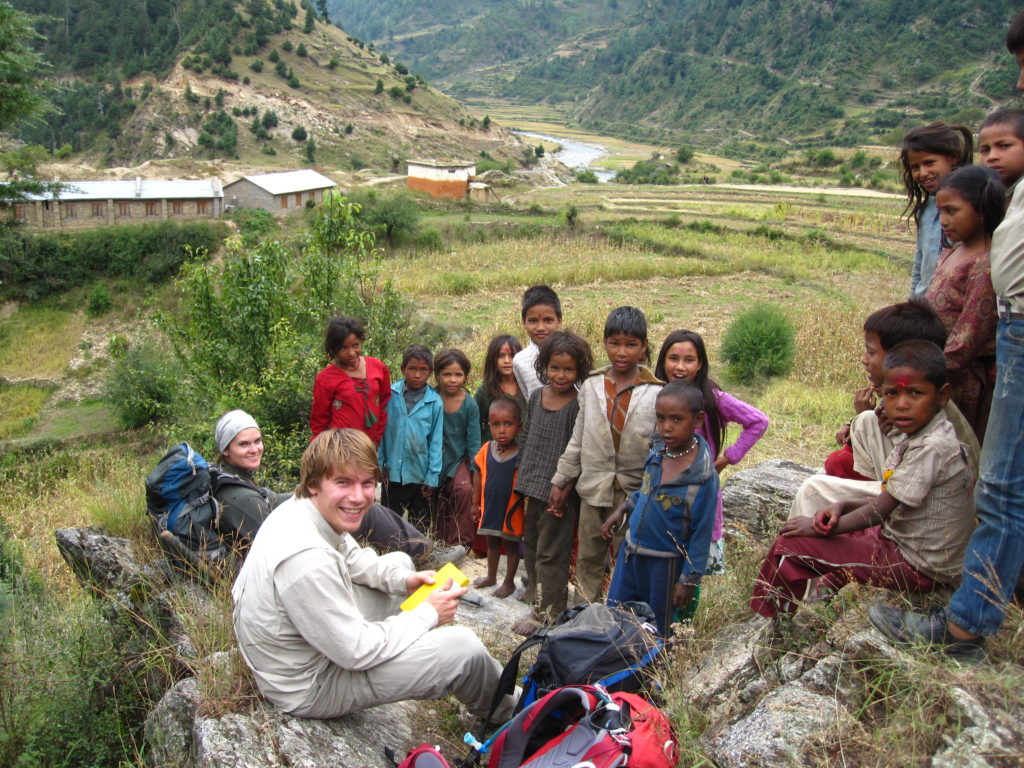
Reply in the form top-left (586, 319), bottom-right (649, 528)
top-left (655, 330), bottom-right (769, 576)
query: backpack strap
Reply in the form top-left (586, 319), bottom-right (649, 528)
top-left (481, 628), bottom-right (549, 728)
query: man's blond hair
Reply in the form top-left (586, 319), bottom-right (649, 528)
top-left (295, 429), bottom-right (379, 498)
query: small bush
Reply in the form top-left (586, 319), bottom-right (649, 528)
top-left (87, 283), bottom-right (112, 316)
top-left (412, 228), bottom-right (444, 252)
top-left (575, 169), bottom-right (599, 183)
top-left (720, 304), bottom-right (795, 381)
top-left (291, 125), bottom-right (307, 141)
top-left (104, 340), bottom-right (179, 428)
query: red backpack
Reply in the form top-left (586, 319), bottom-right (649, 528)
top-left (390, 743), bottom-right (454, 768)
top-left (471, 685), bottom-right (677, 768)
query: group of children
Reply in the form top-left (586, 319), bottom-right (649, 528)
top-left (748, 111), bottom-right (1024, 633)
top-left (297, 112), bottom-right (1024, 642)
top-left (307, 285), bottom-right (769, 637)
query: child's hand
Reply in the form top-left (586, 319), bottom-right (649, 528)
top-left (876, 409), bottom-right (894, 435)
top-left (673, 582), bottom-right (696, 609)
top-left (780, 516), bottom-right (819, 538)
top-left (835, 423), bottom-right (851, 446)
top-left (600, 509), bottom-right (625, 540)
top-left (853, 386), bottom-right (876, 413)
top-left (813, 503), bottom-right (843, 536)
top-left (713, 454), bottom-right (731, 473)
top-left (548, 484), bottom-right (568, 512)
top-left (420, 484), bottom-right (434, 498)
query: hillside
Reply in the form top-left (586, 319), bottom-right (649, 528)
top-left (10, 0), bottom-right (523, 171)
top-left (328, 0), bottom-right (1022, 149)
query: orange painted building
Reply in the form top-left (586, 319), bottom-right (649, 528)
top-left (406, 159), bottom-right (476, 200)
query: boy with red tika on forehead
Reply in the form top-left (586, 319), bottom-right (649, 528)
top-left (751, 340), bottom-right (976, 622)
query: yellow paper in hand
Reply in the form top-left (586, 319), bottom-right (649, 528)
top-left (400, 561), bottom-right (470, 611)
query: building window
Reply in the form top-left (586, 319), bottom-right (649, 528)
top-left (294, 193), bottom-right (302, 207)
top-left (196, 200), bottom-right (208, 215)
top-left (14, 205), bottom-right (27, 221)
top-left (171, 201), bottom-right (184, 216)
top-left (65, 204), bottom-right (77, 219)
top-left (91, 202), bottom-right (104, 218)
top-left (145, 201), bottom-right (158, 217)
top-left (281, 196), bottom-right (288, 209)
top-left (117, 202), bottom-right (132, 217)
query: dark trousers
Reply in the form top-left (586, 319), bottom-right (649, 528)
top-left (750, 526), bottom-right (937, 618)
top-left (382, 480), bottom-right (433, 534)
top-left (522, 495), bottom-right (577, 623)
top-left (355, 502), bottom-right (431, 560)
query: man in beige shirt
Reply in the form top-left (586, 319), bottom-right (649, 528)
top-left (232, 429), bottom-right (515, 721)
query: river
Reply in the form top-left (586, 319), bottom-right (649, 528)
top-left (512, 130), bottom-right (616, 182)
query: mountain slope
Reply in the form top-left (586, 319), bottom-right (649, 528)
top-left (329, 0), bottom-right (1022, 147)
top-left (11, 0), bottom-right (522, 169)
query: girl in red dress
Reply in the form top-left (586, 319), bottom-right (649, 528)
top-left (310, 316), bottom-right (391, 445)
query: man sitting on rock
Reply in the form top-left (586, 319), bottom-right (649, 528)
top-left (232, 428), bottom-right (516, 721)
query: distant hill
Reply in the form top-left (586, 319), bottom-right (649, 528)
top-left (10, 0), bottom-right (522, 170)
top-left (328, 0), bottom-right (1022, 149)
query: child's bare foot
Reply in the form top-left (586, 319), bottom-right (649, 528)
top-left (473, 576), bottom-right (497, 589)
top-left (511, 616), bottom-right (540, 636)
top-left (493, 582), bottom-right (515, 599)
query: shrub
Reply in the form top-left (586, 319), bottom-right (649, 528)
top-left (249, 58), bottom-right (264, 72)
top-left (87, 282), bottom-right (112, 316)
top-left (575, 169), bottom-right (598, 183)
top-left (291, 125), bottom-right (307, 141)
top-left (281, 39), bottom-right (293, 52)
top-left (104, 340), bottom-right (180, 427)
top-left (720, 304), bottom-right (796, 381)
top-left (412, 228), bottom-right (443, 252)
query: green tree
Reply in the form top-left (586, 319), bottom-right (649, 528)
top-left (0, 2), bottom-right (50, 130)
top-left (292, 124), bottom-right (307, 141)
top-left (676, 145), bottom-right (694, 164)
top-left (375, 78), bottom-right (384, 94)
top-left (350, 189), bottom-right (421, 246)
top-left (303, 4), bottom-right (315, 33)
top-left (0, 3), bottom-right (56, 213)
top-left (304, 138), bottom-right (316, 163)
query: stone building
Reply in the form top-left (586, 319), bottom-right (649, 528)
top-left (223, 169), bottom-right (337, 214)
top-left (406, 159), bottom-right (476, 200)
top-left (13, 177), bottom-right (223, 230)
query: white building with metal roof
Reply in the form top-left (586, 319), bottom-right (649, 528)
top-left (12, 177), bottom-right (223, 230)
top-left (223, 169), bottom-right (337, 214)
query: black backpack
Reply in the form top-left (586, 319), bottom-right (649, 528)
top-left (485, 601), bottom-right (663, 724)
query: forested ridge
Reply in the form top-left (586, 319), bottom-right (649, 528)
top-left (329, 0), bottom-right (1022, 147)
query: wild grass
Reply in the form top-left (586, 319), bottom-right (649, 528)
top-left (0, 385), bottom-right (51, 439)
top-left (0, 306), bottom-right (85, 379)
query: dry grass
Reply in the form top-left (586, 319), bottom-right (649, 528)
top-left (0, 385), bottom-right (52, 439)
top-left (0, 306), bottom-right (86, 379)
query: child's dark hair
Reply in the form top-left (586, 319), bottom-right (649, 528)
top-left (488, 395), bottom-right (522, 422)
top-left (535, 331), bottom-right (594, 385)
top-left (883, 340), bottom-right (948, 389)
top-left (898, 122), bottom-right (974, 225)
top-left (1008, 9), bottom-right (1024, 54)
top-left (401, 344), bottom-right (433, 372)
top-left (654, 330), bottom-right (723, 455)
top-left (433, 348), bottom-right (471, 377)
top-left (980, 107), bottom-right (1024, 143)
top-left (480, 334), bottom-right (523, 398)
top-left (520, 284), bottom-right (562, 320)
top-left (937, 166), bottom-right (1006, 239)
top-left (658, 379), bottom-right (704, 415)
top-left (603, 306), bottom-right (650, 362)
top-left (324, 316), bottom-right (365, 360)
top-left (864, 301), bottom-right (947, 351)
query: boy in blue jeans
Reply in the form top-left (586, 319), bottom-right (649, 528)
top-left (601, 380), bottom-right (718, 636)
top-left (870, 9), bottom-right (1024, 664)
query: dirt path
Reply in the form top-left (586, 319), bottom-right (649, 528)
top-left (711, 183), bottom-right (901, 199)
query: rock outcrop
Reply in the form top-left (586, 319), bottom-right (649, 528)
top-left (54, 461), bottom-right (1024, 767)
